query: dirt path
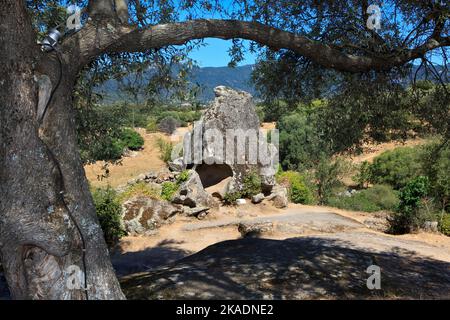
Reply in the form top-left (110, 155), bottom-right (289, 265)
top-left (112, 203), bottom-right (450, 278)
top-left (84, 129), bottom-right (168, 188)
top-left (119, 204), bottom-right (450, 299)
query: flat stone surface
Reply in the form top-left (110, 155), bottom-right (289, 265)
top-left (121, 235), bottom-right (450, 300)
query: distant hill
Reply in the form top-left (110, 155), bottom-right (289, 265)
top-left (189, 65), bottom-right (256, 101)
top-left (97, 64), bottom-right (257, 103)
top-left (97, 64), bottom-right (448, 104)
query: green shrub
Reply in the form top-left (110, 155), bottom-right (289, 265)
top-left (420, 141), bottom-right (450, 211)
top-left (119, 128), bottom-right (144, 150)
top-left (241, 170), bottom-right (262, 198)
top-left (369, 147), bottom-right (422, 189)
top-left (223, 191), bottom-right (243, 205)
top-left (277, 113), bottom-right (329, 171)
top-left (92, 187), bottom-right (127, 248)
top-left (117, 182), bottom-right (161, 203)
top-left (161, 182), bottom-right (178, 201)
top-left (439, 214), bottom-right (450, 236)
top-left (389, 176), bottom-right (430, 234)
top-left (315, 157), bottom-right (351, 204)
top-left (326, 185), bottom-right (399, 212)
top-left (176, 170), bottom-right (190, 184)
top-left (277, 171), bottom-right (315, 204)
top-left (352, 161), bottom-right (371, 189)
top-left (146, 117), bottom-right (158, 133)
top-left (156, 138), bottom-right (173, 163)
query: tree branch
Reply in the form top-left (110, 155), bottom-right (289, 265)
top-left (65, 19), bottom-right (450, 73)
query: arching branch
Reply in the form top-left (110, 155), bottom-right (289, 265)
top-left (64, 19), bottom-right (449, 73)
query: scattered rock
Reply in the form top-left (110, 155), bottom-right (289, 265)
top-left (267, 186), bottom-right (288, 208)
top-left (238, 221), bottom-right (274, 238)
top-left (122, 196), bottom-right (182, 235)
top-left (184, 206), bottom-right (210, 218)
top-left (172, 170), bottom-right (218, 208)
top-left (423, 221), bottom-right (439, 233)
top-left (236, 199), bottom-right (247, 205)
top-left (251, 193), bottom-right (265, 204)
top-left (168, 157), bottom-right (185, 172)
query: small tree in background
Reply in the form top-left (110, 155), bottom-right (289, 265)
top-left (389, 176), bottom-right (430, 234)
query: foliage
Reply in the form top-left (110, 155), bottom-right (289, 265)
top-left (389, 176), bottom-right (430, 234)
top-left (116, 182), bottom-right (161, 203)
top-left (176, 170), bottom-right (190, 184)
top-left (327, 185), bottom-right (399, 213)
top-left (161, 182), bottom-right (178, 201)
top-left (439, 214), bottom-right (450, 237)
top-left (352, 161), bottom-right (371, 189)
top-left (419, 140), bottom-right (450, 211)
top-left (277, 171), bottom-right (315, 204)
top-left (91, 187), bottom-right (127, 248)
top-left (146, 117), bottom-right (158, 133)
top-left (369, 147), bottom-right (422, 190)
top-left (277, 112), bottom-right (330, 171)
top-left (315, 157), bottom-right (351, 204)
top-left (119, 128), bottom-right (144, 151)
top-left (241, 170), bottom-right (262, 198)
top-left (156, 138), bottom-right (174, 163)
top-left (158, 116), bottom-right (179, 134)
top-left (223, 191), bottom-right (243, 205)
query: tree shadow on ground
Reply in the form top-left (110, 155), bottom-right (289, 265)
top-left (111, 239), bottom-right (192, 277)
top-left (120, 236), bottom-right (450, 300)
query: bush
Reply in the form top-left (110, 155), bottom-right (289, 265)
top-left (277, 113), bottom-right (329, 171)
top-left (369, 147), bottom-right (422, 189)
top-left (92, 187), bottom-right (127, 248)
top-left (117, 182), bottom-right (161, 203)
top-left (241, 170), bottom-right (262, 198)
top-left (146, 117), bottom-right (158, 133)
top-left (389, 176), bottom-right (430, 234)
top-left (223, 191), bottom-right (243, 205)
top-left (315, 157), bottom-right (351, 204)
top-left (420, 141), bottom-right (450, 211)
top-left (119, 128), bottom-right (144, 151)
top-left (439, 214), bottom-right (450, 236)
top-left (352, 161), bottom-right (371, 189)
top-left (156, 138), bottom-right (174, 163)
top-left (176, 170), bottom-right (190, 184)
top-left (277, 171), bottom-right (315, 204)
top-left (161, 182), bottom-right (178, 201)
top-left (327, 185), bottom-right (399, 212)
top-left (158, 116), bottom-right (180, 134)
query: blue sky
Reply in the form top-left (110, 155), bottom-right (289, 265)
top-left (188, 38), bottom-right (257, 67)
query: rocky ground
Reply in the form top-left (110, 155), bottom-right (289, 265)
top-left (115, 203), bottom-right (450, 299)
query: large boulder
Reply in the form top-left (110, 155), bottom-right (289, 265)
top-left (182, 86), bottom-right (278, 194)
top-left (122, 197), bottom-right (182, 235)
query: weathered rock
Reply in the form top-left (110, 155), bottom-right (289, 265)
top-left (267, 186), bottom-right (289, 208)
top-left (184, 206), bottom-right (210, 218)
top-left (172, 170), bottom-right (217, 208)
top-left (122, 196), bottom-right (182, 235)
top-left (423, 221), bottom-right (439, 233)
top-left (155, 171), bottom-right (174, 183)
top-left (183, 86), bottom-right (278, 195)
top-left (238, 221), bottom-right (274, 238)
top-left (251, 193), bottom-right (265, 204)
top-left (168, 157), bottom-right (185, 172)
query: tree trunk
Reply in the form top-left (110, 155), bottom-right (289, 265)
top-left (0, 1), bottom-right (124, 300)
